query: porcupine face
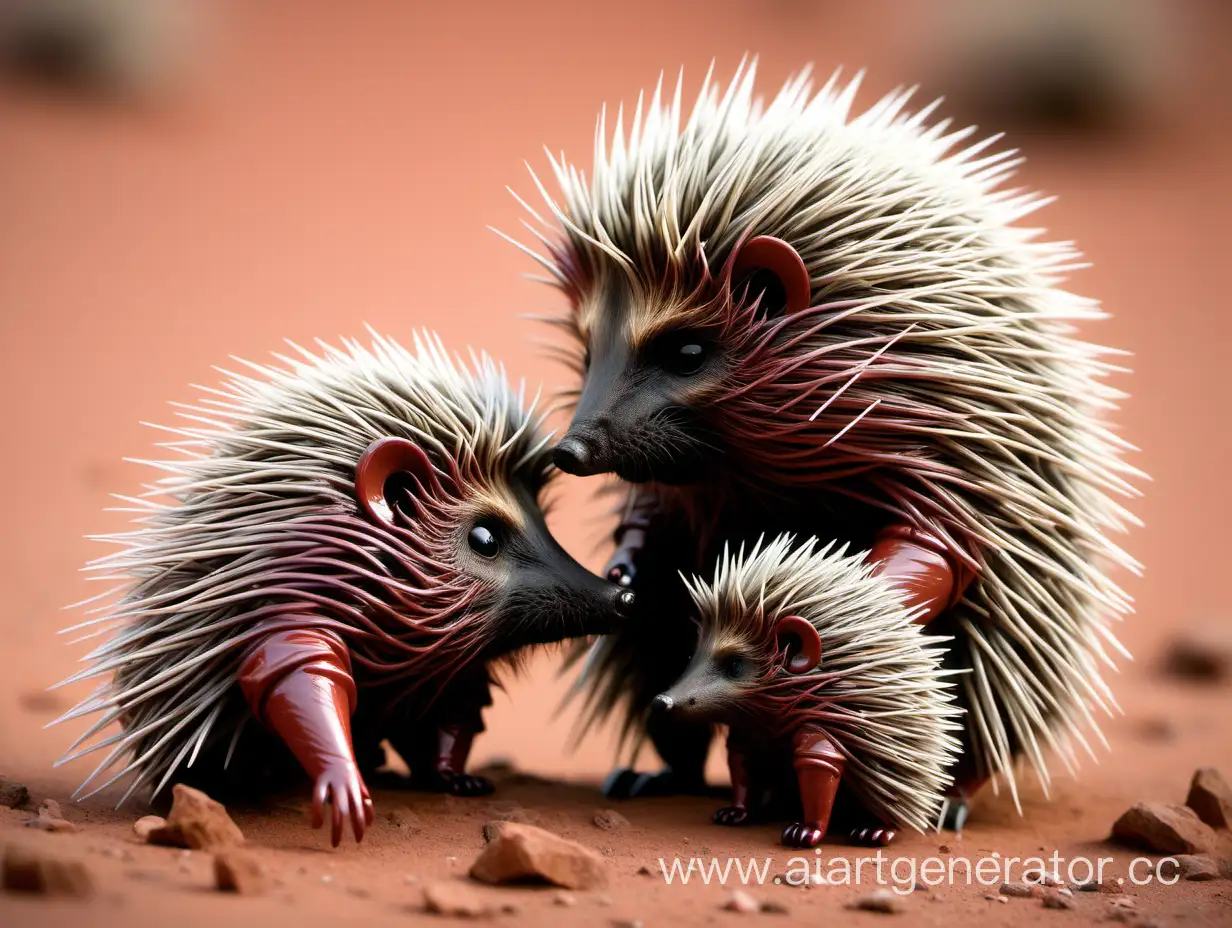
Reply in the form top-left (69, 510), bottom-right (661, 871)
top-left (650, 623), bottom-right (769, 724)
top-left (440, 471), bottom-right (637, 654)
top-left (550, 272), bottom-right (731, 485)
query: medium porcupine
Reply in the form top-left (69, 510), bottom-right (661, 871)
top-left (504, 60), bottom-right (1142, 825)
top-left (653, 534), bottom-right (963, 846)
top-left (53, 331), bottom-right (633, 845)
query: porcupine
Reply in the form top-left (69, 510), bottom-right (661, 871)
top-left (502, 60), bottom-right (1142, 834)
top-left (652, 535), bottom-right (963, 846)
top-left (53, 331), bottom-right (634, 845)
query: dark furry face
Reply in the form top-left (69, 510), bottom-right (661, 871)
top-left (387, 451), bottom-right (634, 659)
top-left (651, 630), bottom-right (764, 725)
top-left (553, 275), bottom-right (727, 484)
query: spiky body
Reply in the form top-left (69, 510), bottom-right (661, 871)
top-left (55, 332), bottom-right (597, 806)
top-left (666, 535), bottom-right (963, 833)
top-left (513, 61), bottom-right (1142, 806)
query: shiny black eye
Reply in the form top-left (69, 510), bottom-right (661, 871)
top-left (721, 655), bottom-right (745, 680)
top-left (674, 342), bottom-right (705, 375)
top-left (468, 524), bottom-right (500, 558)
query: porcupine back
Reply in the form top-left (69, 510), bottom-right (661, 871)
top-left (511, 60), bottom-right (1143, 807)
top-left (685, 535), bottom-right (964, 832)
top-left (52, 331), bottom-right (552, 806)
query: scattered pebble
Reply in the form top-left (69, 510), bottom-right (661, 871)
top-left (1111, 801), bottom-right (1216, 854)
top-left (28, 799), bottom-right (78, 833)
top-left (1186, 767), bottom-right (1232, 829)
top-left (1163, 625), bottom-right (1232, 681)
top-left (147, 785), bottom-right (245, 851)
top-left (0, 777), bottom-right (29, 810)
top-left (552, 890), bottom-right (577, 907)
top-left (592, 809), bottom-right (629, 831)
top-left (722, 889), bottom-right (760, 913)
top-left (423, 880), bottom-right (491, 917)
top-left (761, 899), bottom-right (790, 914)
top-left (346, 885), bottom-right (371, 899)
top-left (1040, 890), bottom-right (1075, 910)
top-left (2, 844), bottom-right (94, 898)
top-left (1174, 854), bottom-right (1220, 881)
top-left (214, 849), bottom-right (266, 895)
top-left (132, 815), bottom-right (166, 841)
top-left (1000, 881), bottom-right (1036, 898)
top-left (848, 889), bottom-right (904, 914)
top-left (1028, 870), bottom-right (1065, 887)
top-left (636, 865), bottom-right (653, 877)
top-left (1108, 895), bottom-right (1136, 910)
top-left (469, 821), bottom-right (608, 890)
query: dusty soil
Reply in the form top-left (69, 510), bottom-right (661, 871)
top-left (2, 2), bottom-right (1231, 926)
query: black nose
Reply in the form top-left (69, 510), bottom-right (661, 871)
top-left (553, 435), bottom-right (595, 475)
top-left (613, 588), bottom-right (635, 617)
top-left (650, 694), bottom-right (674, 714)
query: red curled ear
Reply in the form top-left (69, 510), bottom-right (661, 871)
top-left (731, 235), bottom-right (811, 317)
top-left (355, 437), bottom-right (439, 527)
top-left (774, 615), bottom-right (822, 675)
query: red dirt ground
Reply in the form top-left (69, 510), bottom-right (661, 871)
top-left (1, 2), bottom-right (1230, 925)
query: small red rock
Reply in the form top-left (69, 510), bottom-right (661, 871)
top-left (1186, 767), bottom-right (1232, 829)
top-left (1040, 890), bottom-right (1075, 909)
top-left (1174, 854), bottom-right (1220, 881)
top-left (423, 880), bottom-right (491, 917)
top-left (148, 784), bottom-right (244, 851)
top-left (214, 849), bottom-right (266, 895)
top-left (1111, 801), bottom-right (1216, 854)
top-left (0, 777), bottom-right (29, 810)
top-left (1163, 626), bottom-right (1232, 680)
top-left (1000, 881), bottom-right (1036, 898)
top-left (592, 809), bottom-right (629, 831)
top-left (133, 815), bottom-right (166, 841)
top-left (28, 799), bottom-right (78, 833)
top-left (469, 822), bottom-right (607, 890)
top-left (2, 844), bottom-right (94, 898)
top-left (722, 890), bottom-right (760, 913)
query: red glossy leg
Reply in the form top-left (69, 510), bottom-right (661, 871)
top-left (238, 623), bottom-right (374, 846)
top-left (782, 727), bottom-right (846, 849)
top-left (867, 523), bottom-right (974, 625)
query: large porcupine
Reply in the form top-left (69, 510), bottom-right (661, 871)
top-left (654, 534), bottom-right (963, 847)
top-left (505, 60), bottom-right (1142, 827)
top-left (54, 331), bottom-right (633, 845)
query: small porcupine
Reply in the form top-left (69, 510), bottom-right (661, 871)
top-left (53, 331), bottom-right (632, 845)
top-left (505, 59), bottom-right (1142, 823)
top-left (653, 534), bottom-right (963, 846)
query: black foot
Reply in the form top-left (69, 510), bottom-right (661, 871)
top-left (781, 822), bottom-right (825, 849)
top-left (937, 795), bottom-right (971, 832)
top-left (713, 805), bottom-right (751, 827)
top-left (602, 767), bottom-right (708, 800)
top-left (848, 825), bottom-right (896, 847)
top-left (413, 771), bottom-right (494, 797)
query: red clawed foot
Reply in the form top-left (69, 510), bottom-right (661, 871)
top-left (311, 763), bottom-right (375, 847)
top-left (849, 826), bottom-right (896, 847)
top-left (713, 806), bottom-right (750, 827)
top-left (781, 822), bottom-right (825, 848)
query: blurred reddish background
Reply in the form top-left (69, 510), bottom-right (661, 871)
top-left (0, 0), bottom-right (1228, 788)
